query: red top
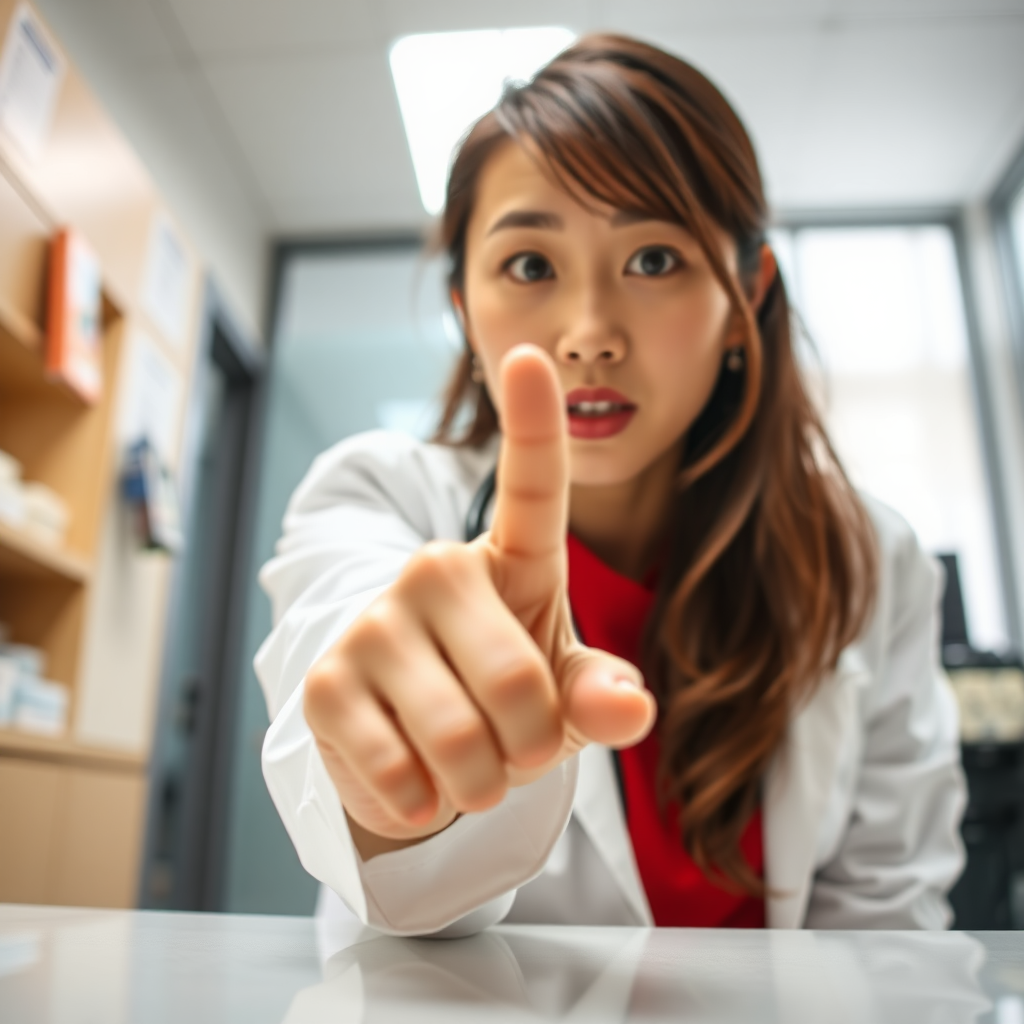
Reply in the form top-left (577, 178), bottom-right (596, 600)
top-left (566, 533), bottom-right (765, 928)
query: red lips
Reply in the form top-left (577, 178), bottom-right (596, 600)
top-left (565, 387), bottom-right (637, 439)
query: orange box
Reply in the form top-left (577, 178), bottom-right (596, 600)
top-left (46, 227), bottom-right (103, 403)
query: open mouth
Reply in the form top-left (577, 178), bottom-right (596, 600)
top-left (567, 399), bottom-right (634, 417)
top-left (565, 388), bottom-right (637, 439)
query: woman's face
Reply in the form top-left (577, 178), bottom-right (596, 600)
top-left (460, 140), bottom-right (742, 488)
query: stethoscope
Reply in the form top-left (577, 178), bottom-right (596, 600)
top-left (463, 467), bottom-right (497, 543)
top-left (463, 466), bottom-right (630, 810)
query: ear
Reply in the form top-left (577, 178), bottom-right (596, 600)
top-left (723, 244), bottom-right (778, 350)
top-left (750, 244), bottom-right (777, 313)
top-left (450, 289), bottom-right (471, 344)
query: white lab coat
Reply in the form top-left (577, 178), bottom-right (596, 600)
top-left (255, 430), bottom-right (967, 936)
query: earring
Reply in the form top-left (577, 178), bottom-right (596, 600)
top-left (725, 347), bottom-right (745, 373)
top-left (470, 354), bottom-right (485, 384)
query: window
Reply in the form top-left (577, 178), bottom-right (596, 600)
top-left (1010, 184), bottom-right (1024, 302)
top-left (771, 224), bottom-right (1008, 650)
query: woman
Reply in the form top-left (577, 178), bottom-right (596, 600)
top-left (256, 34), bottom-right (965, 936)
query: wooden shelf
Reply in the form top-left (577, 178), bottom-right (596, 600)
top-left (0, 297), bottom-right (88, 406)
top-left (0, 518), bottom-right (90, 583)
top-left (0, 728), bottom-right (145, 773)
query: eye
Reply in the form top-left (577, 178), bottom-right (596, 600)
top-left (625, 246), bottom-right (681, 277)
top-left (506, 252), bottom-right (554, 283)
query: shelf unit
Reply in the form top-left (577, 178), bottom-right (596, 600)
top-left (0, 519), bottom-right (90, 583)
top-left (0, 0), bottom-right (201, 910)
top-left (0, 159), bottom-right (126, 707)
top-left (0, 727), bottom-right (144, 772)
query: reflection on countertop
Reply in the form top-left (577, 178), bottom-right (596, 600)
top-left (1, 904), bottom-right (1021, 1023)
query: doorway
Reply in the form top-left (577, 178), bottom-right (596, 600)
top-left (139, 280), bottom-right (263, 911)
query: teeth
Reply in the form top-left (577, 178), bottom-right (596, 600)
top-left (570, 400), bottom-right (624, 416)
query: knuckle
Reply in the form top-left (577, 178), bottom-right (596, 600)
top-left (304, 659), bottom-right (341, 716)
top-left (365, 748), bottom-right (420, 795)
top-left (487, 661), bottom-right (548, 710)
top-left (403, 541), bottom-right (472, 595)
top-left (304, 659), bottom-right (363, 735)
top-left (428, 714), bottom-right (491, 764)
top-left (346, 601), bottom-right (398, 654)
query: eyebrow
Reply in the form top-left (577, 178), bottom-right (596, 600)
top-left (486, 208), bottom-right (670, 236)
top-left (486, 210), bottom-right (564, 235)
top-left (610, 210), bottom-right (662, 227)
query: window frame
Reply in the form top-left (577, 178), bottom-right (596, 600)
top-left (773, 209), bottom-right (1021, 651)
top-left (991, 142), bottom-right (1024, 439)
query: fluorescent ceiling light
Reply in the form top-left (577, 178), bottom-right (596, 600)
top-left (390, 27), bottom-right (576, 215)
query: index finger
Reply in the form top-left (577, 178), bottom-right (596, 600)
top-left (489, 345), bottom-right (568, 598)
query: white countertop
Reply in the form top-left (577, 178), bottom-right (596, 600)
top-left (1, 904), bottom-right (1021, 1022)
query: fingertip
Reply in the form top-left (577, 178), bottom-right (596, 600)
top-left (608, 688), bottom-right (657, 748)
top-left (451, 779), bottom-right (509, 816)
top-left (566, 668), bottom-right (657, 747)
top-left (499, 346), bottom-right (561, 433)
top-left (500, 343), bottom-right (554, 374)
top-left (400, 790), bottom-right (441, 827)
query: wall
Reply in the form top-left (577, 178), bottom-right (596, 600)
top-left (32, 0), bottom-right (267, 345)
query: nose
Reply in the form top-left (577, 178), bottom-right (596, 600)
top-left (554, 308), bottom-right (627, 368)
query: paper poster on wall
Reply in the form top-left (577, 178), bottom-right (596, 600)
top-left (142, 212), bottom-right (191, 349)
top-left (0, 3), bottom-right (65, 161)
top-left (119, 327), bottom-right (183, 466)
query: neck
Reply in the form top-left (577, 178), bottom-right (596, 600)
top-left (568, 443), bottom-right (680, 581)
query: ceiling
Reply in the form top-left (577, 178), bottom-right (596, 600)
top-left (32, 0), bottom-right (1024, 237)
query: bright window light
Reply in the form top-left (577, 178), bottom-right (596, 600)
top-left (1011, 183), bottom-right (1024, 301)
top-left (390, 27), bottom-right (576, 215)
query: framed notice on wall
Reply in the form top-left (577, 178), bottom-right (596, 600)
top-left (142, 211), bottom-right (191, 349)
top-left (46, 227), bottom-right (103, 403)
top-left (0, 2), bottom-right (66, 161)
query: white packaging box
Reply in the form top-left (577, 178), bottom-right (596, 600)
top-left (0, 655), bottom-right (19, 726)
top-left (13, 678), bottom-right (69, 736)
top-left (0, 448), bottom-right (21, 484)
top-left (22, 482), bottom-right (69, 545)
top-left (0, 479), bottom-right (26, 528)
top-left (0, 643), bottom-right (46, 678)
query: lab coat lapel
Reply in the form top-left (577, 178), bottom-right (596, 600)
top-left (764, 648), bottom-right (870, 928)
top-left (573, 744), bottom-right (653, 926)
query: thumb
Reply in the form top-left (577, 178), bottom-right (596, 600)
top-left (559, 648), bottom-right (657, 749)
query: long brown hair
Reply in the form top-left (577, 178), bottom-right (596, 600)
top-left (433, 34), bottom-right (877, 894)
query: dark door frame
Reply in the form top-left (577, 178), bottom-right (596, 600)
top-left (139, 275), bottom-right (265, 911)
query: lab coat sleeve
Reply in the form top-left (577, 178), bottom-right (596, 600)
top-left (804, 514), bottom-right (967, 929)
top-left (254, 432), bottom-right (578, 936)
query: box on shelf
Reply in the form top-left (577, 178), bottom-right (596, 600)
top-left (0, 448), bottom-right (26, 527)
top-left (0, 449), bottom-right (22, 484)
top-left (46, 227), bottom-right (104, 404)
top-left (0, 473), bottom-right (71, 546)
top-left (21, 481), bottom-right (69, 546)
top-left (0, 655), bottom-right (18, 725)
top-left (12, 678), bottom-right (69, 736)
top-left (0, 643), bottom-right (46, 678)
top-left (0, 479), bottom-right (26, 528)
top-left (0, 643), bottom-right (67, 736)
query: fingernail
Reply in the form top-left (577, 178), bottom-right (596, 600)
top-left (609, 674), bottom-right (642, 690)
